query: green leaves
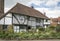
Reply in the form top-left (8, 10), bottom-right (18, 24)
top-left (0, 26), bottom-right (60, 40)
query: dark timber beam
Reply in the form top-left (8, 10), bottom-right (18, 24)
top-left (13, 14), bottom-right (20, 24)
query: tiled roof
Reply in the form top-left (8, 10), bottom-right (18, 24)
top-left (58, 17), bottom-right (60, 22)
top-left (51, 17), bottom-right (60, 22)
top-left (7, 3), bottom-right (49, 19)
top-left (0, 3), bottom-right (49, 20)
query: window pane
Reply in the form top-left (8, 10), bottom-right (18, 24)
top-left (5, 17), bottom-right (12, 25)
top-left (14, 30), bottom-right (17, 33)
top-left (16, 30), bottom-right (19, 33)
top-left (14, 26), bottom-right (16, 30)
top-left (20, 26), bottom-right (25, 29)
top-left (14, 26), bottom-right (20, 33)
top-left (16, 26), bottom-right (19, 30)
top-left (3, 25), bottom-right (7, 29)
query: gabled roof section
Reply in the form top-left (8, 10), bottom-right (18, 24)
top-left (9, 3), bottom-right (49, 19)
top-left (0, 3), bottom-right (49, 20)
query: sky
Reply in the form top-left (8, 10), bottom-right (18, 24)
top-left (5, 0), bottom-right (60, 18)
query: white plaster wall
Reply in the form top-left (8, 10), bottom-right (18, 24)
top-left (31, 21), bottom-right (36, 26)
top-left (24, 19), bottom-right (28, 25)
top-left (19, 16), bottom-right (25, 24)
top-left (13, 14), bottom-right (44, 27)
top-left (5, 13), bottom-right (12, 25)
top-left (40, 19), bottom-right (44, 26)
top-left (28, 17), bottom-right (36, 26)
top-left (13, 16), bottom-right (19, 24)
top-left (6, 13), bottom-right (12, 17)
top-left (13, 14), bottom-right (25, 24)
top-left (28, 21), bottom-right (32, 26)
top-left (0, 13), bottom-right (12, 25)
top-left (0, 18), bottom-right (4, 25)
top-left (5, 17), bottom-right (12, 25)
top-left (13, 14), bottom-right (36, 27)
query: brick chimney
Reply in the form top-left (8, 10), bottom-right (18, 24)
top-left (31, 5), bottom-right (34, 8)
top-left (44, 12), bottom-right (46, 16)
top-left (0, 0), bottom-right (4, 13)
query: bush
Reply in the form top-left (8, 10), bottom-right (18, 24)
top-left (1, 26), bottom-right (60, 40)
top-left (56, 32), bottom-right (60, 38)
top-left (56, 25), bottom-right (60, 32)
top-left (7, 25), bottom-right (14, 33)
top-left (48, 26), bottom-right (56, 30)
top-left (37, 27), bottom-right (45, 32)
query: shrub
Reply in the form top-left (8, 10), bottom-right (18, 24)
top-left (7, 25), bottom-right (14, 33)
top-left (48, 26), bottom-right (56, 30)
top-left (1, 25), bottom-right (60, 40)
top-left (56, 32), bottom-right (60, 38)
top-left (56, 25), bottom-right (60, 32)
top-left (49, 31), bottom-right (57, 38)
top-left (37, 27), bottom-right (45, 32)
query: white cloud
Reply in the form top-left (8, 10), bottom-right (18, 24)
top-left (35, 8), bottom-right (60, 18)
top-left (5, 3), bottom-right (16, 13)
top-left (45, 0), bottom-right (57, 6)
top-left (5, 0), bottom-right (60, 18)
top-left (4, 8), bottom-right (10, 13)
top-left (28, 0), bottom-right (45, 5)
top-left (46, 10), bottom-right (60, 18)
top-left (45, 0), bottom-right (60, 9)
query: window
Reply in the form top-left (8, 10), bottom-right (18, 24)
top-left (36, 19), bottom-right (40, 23)
top-left (14, 26), bottom-right (19, 33)
top-left (28, 26), bottom-right (31, 29)
top-left (3, 25), bottom-right (7, 29)
top-left (36, 25), bottom-right (40, 27)
top-left (46, 20), bottom-right (48, 22)
top-left (14, 25), bottom-right (26, 33)
top-left (20, 26), bottom-right (26, 29)
top-left (29, 17), bottom-right (35, 21)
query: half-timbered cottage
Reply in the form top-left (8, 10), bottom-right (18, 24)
top-left (0, 1), bottom-right (50, 32)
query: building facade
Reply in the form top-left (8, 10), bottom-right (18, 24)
top-left (0, 1), bottom-right (50, 32)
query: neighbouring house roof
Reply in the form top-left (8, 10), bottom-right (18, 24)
top-left (0, 3), bottom-right (49, 20)
top-left (50, 17), bottom-right (60, 26)
top-left (51, 17), bottom-right (60, 22)
top-left (52, 18), bottom-right (58, 22)
top-left (58, 17), bottom-right (60, 22)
